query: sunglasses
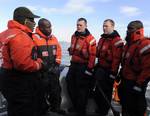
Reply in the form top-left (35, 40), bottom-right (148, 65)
top-left (29, 18), bottom-right (35, 22)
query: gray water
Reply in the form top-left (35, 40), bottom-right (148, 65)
top-left (60, 41), bottom-right (70, 65)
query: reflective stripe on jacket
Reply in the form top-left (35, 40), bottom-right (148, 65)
top-left (122, 28), bottom-right (150, 85)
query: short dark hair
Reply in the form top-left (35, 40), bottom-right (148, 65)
top-left (104, 19), bottom-right (115, 26)
top-left (38, 18), bottom-right (51, 27)
top-left (77, 18), bottom-right (87, 24)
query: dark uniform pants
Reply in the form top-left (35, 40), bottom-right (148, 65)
top-left (43, 72), bottom-right (61, 110)
top-left (94, 67), bottom-right (114, 115)
top-left (118, 79), bottom-right (147, 116)
top-left (66, 62), bottom-right (94, 115)
top-left (0, 68), bottom-right (45, 116)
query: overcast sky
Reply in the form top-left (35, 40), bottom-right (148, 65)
top-left (0, 0), bottom-right (150, 42)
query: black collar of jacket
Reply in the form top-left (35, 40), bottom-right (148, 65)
top-left (74, 28), bottom-right (90, 37)
top-left (101, 30), bottom-right (120, 39)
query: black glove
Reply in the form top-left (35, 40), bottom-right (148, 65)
top-left (48, 63), bottom-right (60, 75)
top-left (85, 67), bottom-right (94, 76)
top-left (41, 62), bottom-right (49, 72)
top-left (94, 67), bottom-right (106, 80)
top-left (67, 47), bottom-right (70, 52)
top-left (68, 47), bottom-right (72, 55)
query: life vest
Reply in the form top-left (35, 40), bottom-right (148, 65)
top-left (69, 35), bottom-right (90, 60)
top-left (33, 27), bottom-right (62, 67)
top-left (69, 29), bottom-right (96, 69)
top-left (97, 30), bottom-right (124, 74)
top-left (121, 28), bottom-right (150, 85)
top-left (0, 20), bottom-right (42, 72)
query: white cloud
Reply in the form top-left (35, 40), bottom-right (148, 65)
top-left (41, 0), bottom-right (95, 14)
top-left (62, 0), bottom-right (94, 14)
top-left (31, 0), bottom-right (112, 15)
top-left (120, 6), bottom-right (142, 17)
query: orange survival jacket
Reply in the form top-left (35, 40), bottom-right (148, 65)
top-left (122, 28), bottom-right (150, 85)
top-left (32, 27), bottom-right (62, 65)
top-left (97, 30), bottom-right (124, 75)
top-left (0, 20), bottom-right (42, 72)
top-left (68, 29), bottom-right (96, 69)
